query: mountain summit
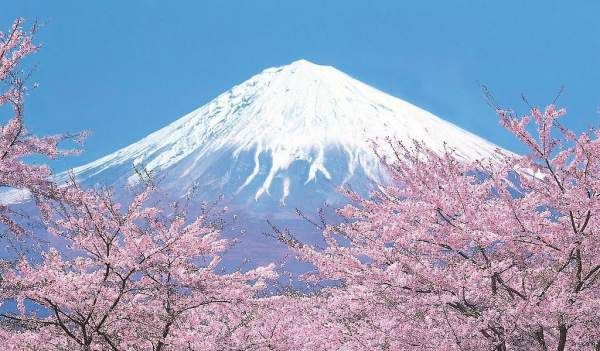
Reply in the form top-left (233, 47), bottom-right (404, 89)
top-left (54, 59), bottom-right (504, 207)
top-left (1, 60), bottom-right (510, 264)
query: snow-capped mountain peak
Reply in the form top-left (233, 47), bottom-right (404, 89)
top-left (2, 59), bottom-right (508, 208)
top-left (58, 59), bottom-right (505, 204)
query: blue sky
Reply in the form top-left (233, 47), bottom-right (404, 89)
top-left (2, 1), bottom-right (600, 171)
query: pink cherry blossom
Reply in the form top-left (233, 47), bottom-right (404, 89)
top-left (0, 183), bottom-right (277, 350)
top-left (0, 18), bottom-right (77, 236)
top-left (284, 105), bottom-right (600, 350)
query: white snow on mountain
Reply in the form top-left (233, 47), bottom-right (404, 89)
top-left (61, 60), bottom-right (505, 201)
top-left (2, 59), bottom-right (509, 207)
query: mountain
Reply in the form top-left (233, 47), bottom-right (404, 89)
top-left (3, 60), bottom-right (509, 265)
top-left (60, 60), bottom-right (503, 200)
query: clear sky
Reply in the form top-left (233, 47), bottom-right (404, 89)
top-left (2, 1), bottom-right (600, 171)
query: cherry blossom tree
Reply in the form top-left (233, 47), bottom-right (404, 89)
top-left (0, 19), bottom-right (277, 350)
top-left (285, 105), bottom-right (600, 350)
top-left (0, 182), bottom-right (277, 350)
top-left (0, 18), bottom-right (78, 236)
